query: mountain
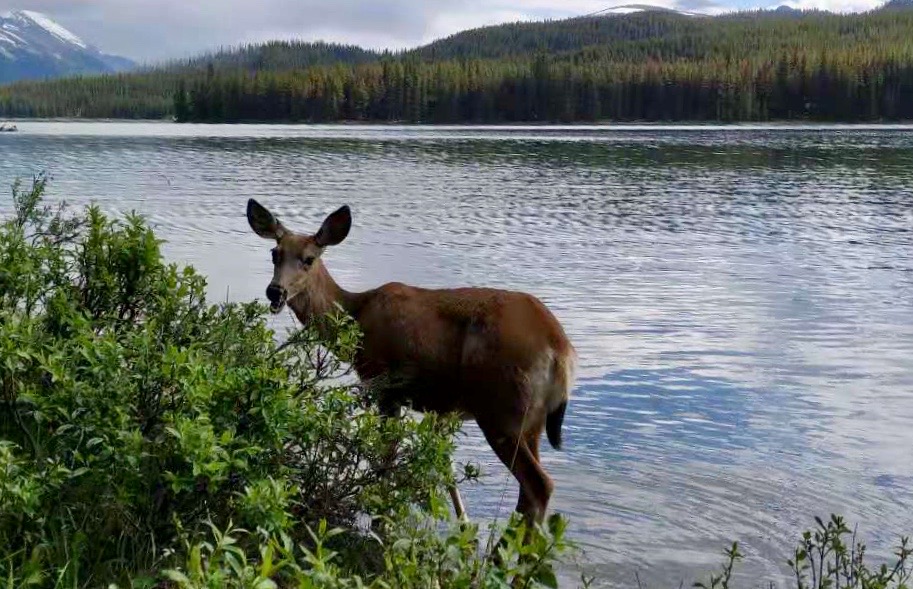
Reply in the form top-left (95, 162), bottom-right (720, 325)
top-left (164, 40), bottom-right (380, 74)
top-left (771, 5), bottom-right (805, 15)
top-left (877, 0), bottom-right (913, 9)
top-left (414, 7), bottom-right (709, 60)
top-left (0, 10), bottom-right (134, 83)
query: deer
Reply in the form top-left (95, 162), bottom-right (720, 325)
top-left (245, 199), bottom-right (576, 526)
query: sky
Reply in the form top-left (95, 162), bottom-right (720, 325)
top-left (0, 0), bottom-right (887, 62)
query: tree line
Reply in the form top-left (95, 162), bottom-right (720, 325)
top-left (172, 49), bottom-right (913, 123)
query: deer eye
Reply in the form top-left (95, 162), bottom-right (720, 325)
top-left (301, 256), bottom-right (315, 268)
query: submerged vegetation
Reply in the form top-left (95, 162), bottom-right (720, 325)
top-left (0, 176), bottom-right (910, 587)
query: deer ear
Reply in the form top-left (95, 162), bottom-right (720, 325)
top-left (247, 199), bottom-right (285, 240)
top-left (315, 205), bottom-right (351, 247)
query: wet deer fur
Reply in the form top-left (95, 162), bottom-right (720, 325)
top-left (246, 199), bottom-right (576, 524)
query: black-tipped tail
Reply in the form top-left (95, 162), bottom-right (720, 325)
top-left (545, 401), bottom-right (567, 450)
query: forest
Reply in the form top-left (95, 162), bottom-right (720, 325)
top-left (2, 5), bottom-right (913, 122)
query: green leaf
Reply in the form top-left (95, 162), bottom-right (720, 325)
top-left (537, 567), bottom-right (559, 589)
top-left (161, 570), bottom-right (191, 584)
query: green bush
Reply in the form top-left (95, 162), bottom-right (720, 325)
top-left (0, 175), bottom-right (575, 588)
top-left (696, 515), bottom-right (911, 589)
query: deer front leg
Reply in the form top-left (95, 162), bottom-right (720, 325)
top-left (448, 466), bottom-right (469, 522)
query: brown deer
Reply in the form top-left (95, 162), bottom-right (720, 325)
top-left (246, 199), bottom-right (576, 525)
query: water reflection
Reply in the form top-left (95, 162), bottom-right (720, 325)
top-left (2, 123), bottom-right (913, 588)
top-left (572, 369), bottom-right (759, 464)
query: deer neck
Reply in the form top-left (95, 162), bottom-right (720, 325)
top-left (288, 261), bottom-right (362, 334)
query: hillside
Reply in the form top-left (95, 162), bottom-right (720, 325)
top-left (413, 7), bottom-right (709, 60)
top-left (2, 4), bottom-right (913, 122)
top-left (0, 10), bottom-right (134, 83)
top-left (162, 40), bottom-right (381, 74)
top-left (411, 3), bottom-right (908, 62)
top-left (0, 39), bottom-right (379, 119)
top-left (881, 0), bottom-right (913, 9)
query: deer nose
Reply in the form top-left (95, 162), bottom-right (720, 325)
top-left (266, 284), bottom-right (285, 304)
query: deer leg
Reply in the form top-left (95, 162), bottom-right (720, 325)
top-left (448, 475), bottom-right (468, 522)
top-left (515, 428), bottom-right (543, 518)
top-left (526, 428), bottom-right (541, 461)
top-left (479, 419), bottom-right (553, 570)
top-left (478, 420), bottom-right (554, 525)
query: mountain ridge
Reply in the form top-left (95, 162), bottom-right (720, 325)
top-left (0, 10), bottom-right (134, 83)
top-left (5, 1), bottom-right (908, 83)
top-left (878, 0), bottom-right (913, 10)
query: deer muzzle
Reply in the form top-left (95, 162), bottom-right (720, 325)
top-left (266, 284), bottom-right (287, 313)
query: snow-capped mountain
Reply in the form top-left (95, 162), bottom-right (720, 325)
top-left (0, 10), bottom-right (134, 84)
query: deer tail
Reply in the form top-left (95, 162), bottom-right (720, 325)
top-left (545, 350), bottom-right (576, 450)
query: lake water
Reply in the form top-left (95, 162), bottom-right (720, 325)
top-left (2, 121), bottom-right (913, 587)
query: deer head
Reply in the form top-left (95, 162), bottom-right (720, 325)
top-left (246, 198), bottom-right (351, 314)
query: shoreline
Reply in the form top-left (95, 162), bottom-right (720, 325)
top-left (5, 117), bottom-right (913, 131)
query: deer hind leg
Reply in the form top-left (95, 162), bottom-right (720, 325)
top-left (478, 419), bottom-right (554, 525)
top-left (480, 419), bottom-right (553, 571)
top-left (515, 427), bottom-right (545, 518)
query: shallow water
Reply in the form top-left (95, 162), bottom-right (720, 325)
top-left (2, 121), bottom-right (913, 587)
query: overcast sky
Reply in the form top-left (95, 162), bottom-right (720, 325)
top-left (1, 0), bottom-right (886, 62)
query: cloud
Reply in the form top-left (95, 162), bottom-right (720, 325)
top-left (776, 0), bottom-right (880, 11)
top-left (1, 0), bottom-right (595, 60)
top-left (675, 0), bottom-right (731, 13)
top-left (0, 0), bottom-right (408, 59)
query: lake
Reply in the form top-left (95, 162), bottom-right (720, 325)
top-left (2, 121), bottom-right (912, 587)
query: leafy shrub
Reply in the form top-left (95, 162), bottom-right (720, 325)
top-left (159, 512), bottom-right (575, 589)
top-left (0, 175), bottom-right (575, 588)
top-left (696, 515), bottom-right (911, 589)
